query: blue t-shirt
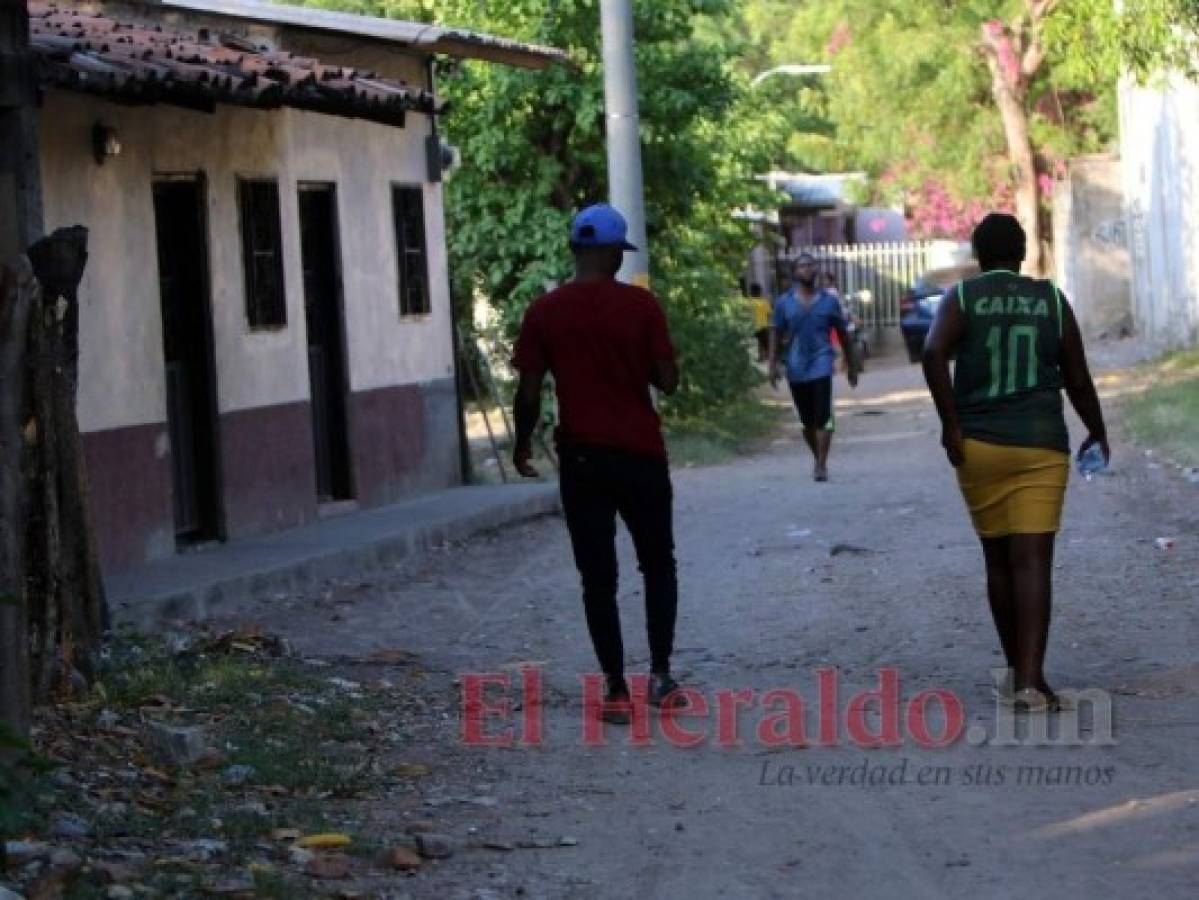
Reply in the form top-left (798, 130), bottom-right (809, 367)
top-left (773, 288), bottom-right (845, 383)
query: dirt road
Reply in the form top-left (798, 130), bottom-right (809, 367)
top-left (251, 346), bottom-right (1199, 899)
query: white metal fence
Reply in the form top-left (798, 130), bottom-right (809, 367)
top-left (778, 241), bottom-right (934, 330)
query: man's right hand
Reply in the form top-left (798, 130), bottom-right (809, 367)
top-left (513, 443), bottom-right (539, 478)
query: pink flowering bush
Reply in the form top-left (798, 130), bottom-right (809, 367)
top-left (903, 178), bottom-right (1016, 240)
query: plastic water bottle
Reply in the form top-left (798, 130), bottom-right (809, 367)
top-left (1076, 443), bottom-right (1108, 480)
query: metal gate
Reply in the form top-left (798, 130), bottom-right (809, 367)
top-left (777, 242), bottom-right (934, 331)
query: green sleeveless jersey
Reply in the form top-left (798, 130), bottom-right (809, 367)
top-left (952, 270), bottom-right (1069, 452)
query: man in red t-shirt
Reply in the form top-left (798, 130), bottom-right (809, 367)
top-left (512, 204), bottom-right (683, 720)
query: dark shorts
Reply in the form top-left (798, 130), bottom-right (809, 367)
top-left (789, 377), bottom-right (834, 431)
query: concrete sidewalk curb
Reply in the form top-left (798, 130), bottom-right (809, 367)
top-left (107, 483), bottom-right (561, 630)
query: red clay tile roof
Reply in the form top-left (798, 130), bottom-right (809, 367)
top-left (29, 1), bottom-right (436, 126)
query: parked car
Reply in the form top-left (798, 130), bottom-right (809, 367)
top-left (898, 263), bottom-right (980, 363)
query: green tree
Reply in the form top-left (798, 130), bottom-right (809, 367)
top-left (739, 0), bottom-right (1199, 268)
top-left (287, 0), bottom-right (778, 416)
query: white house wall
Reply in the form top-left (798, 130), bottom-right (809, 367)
top-left (1119, 74), bottom-right (1199, 349)
top-left (38, 89), bottom-right (461, 569)
top-left (280, 107), bottom-right (454, 393)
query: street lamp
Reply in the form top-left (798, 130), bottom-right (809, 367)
top-left (751, 64), bottom-right (831, 87)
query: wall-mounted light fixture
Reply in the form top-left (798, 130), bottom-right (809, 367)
top-left (424, 135), bottom-right (461, 183)
top-left (92, 123), bottom-right (121, 165)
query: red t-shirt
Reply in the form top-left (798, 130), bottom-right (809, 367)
top-left (512, 280), bottom-right (676, 460)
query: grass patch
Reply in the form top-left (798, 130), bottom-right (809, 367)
top-left (1124, 350), bottom-right (1199, 468)
top-left (99, 634), bottom-right (386, 798)
top-left (664, 396), bottom-right (782, 468)
top-left (7, 632), bottom-right (408, 898)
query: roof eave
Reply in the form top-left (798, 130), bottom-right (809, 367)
top-left (153, 0), bottom-right (568, 70)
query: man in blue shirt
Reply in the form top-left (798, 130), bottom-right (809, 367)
top-left (769, 254), bottom-right (860, 481)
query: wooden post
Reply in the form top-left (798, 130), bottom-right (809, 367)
top-left (1, 0), bottom-right (43, 259)
top-left (25, 228), bottom-right (102, 695)
top-left (0, 258), bottom-right (36, 743)
top-left (0, 0), bottom-right (42, 743)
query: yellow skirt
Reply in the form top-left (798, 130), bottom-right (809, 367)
top-left (955, 439), bottom-right (1069, 537)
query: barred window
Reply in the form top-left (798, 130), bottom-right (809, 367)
top-left (238, 178), bottom-right (287, 328)
top-left (392, 185), bottom-right (430, 317)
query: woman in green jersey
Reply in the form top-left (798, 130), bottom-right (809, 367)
top-left (922, 214), bottom-right (1109, 712)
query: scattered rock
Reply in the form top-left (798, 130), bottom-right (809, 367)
top-left (96, 709), bottom-right (120, 730)
top-left (48, 848), bottom-right (82, 871)
top-left (4, 841), bottom-right (49, 866)
top-left (50, 814), bottom-right (92, 840)
top-left (367, 648), bottom-right (418, 665)
top-left (97, 801), bottom-right (128, 818)
top-left (288, 846), bottom-right (314, 867)
top-left (91, 860), bottom-right (135, 885)
top-left (0, 887), bottom-right (24, 900)
top-left (141, 722), bottom-right (209, 768)
top-left (193, 749), bottom-right (229, 771)
top-left (222, 764), bottom-right (256, 785)
top-left (384, 847), bottom-right (423, 871)
top-left (305, 854), bottom-right (351, 880)
top-left (183, 839), bottom-right (227, 861)
top-left (403, 820), bottom-right (439, 835)
top-left (559, 836), bottom-right (579, 847)
top-left (95, 850), bottom-right (146, 864)
top-left (414, 833), bottom-right (455, 860)
top-left (206, 877), bottom-right (255, 895)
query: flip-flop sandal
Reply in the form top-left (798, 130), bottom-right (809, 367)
top-left (1000, 688), bottom-right (1072, 713)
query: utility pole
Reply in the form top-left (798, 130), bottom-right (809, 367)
top-left (0, 0), bottom-right (41, 743)
top-left (599, 0), bottom-right (649, 287)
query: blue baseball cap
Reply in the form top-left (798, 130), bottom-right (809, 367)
top-left (569, 203), bottom-right (638, 251)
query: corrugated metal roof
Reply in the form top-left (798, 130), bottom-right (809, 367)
top-left (158, 0), bottom-right (569, 70)
top-left (29, 1), bottom-right (437, 125)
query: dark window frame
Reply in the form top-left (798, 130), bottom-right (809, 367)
top-left (237, 177), bottom-right (288, 330)
top-left (391, 184), bottom-right (431, 319)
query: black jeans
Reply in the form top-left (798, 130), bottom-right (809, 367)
top-left (559, 444), bottom-right (678, 678)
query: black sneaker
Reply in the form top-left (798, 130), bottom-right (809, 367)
top-left (600, 677), bottom-right (632, 724)
top-left (649, 672), bottom-right (688, 709)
